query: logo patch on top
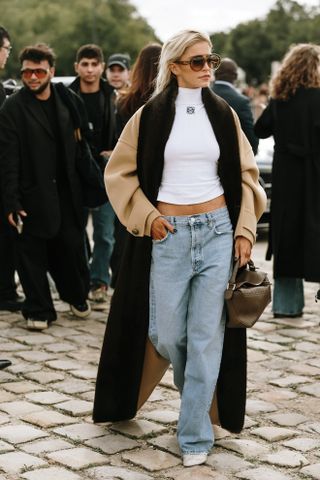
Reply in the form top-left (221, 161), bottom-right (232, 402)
top-left (186, 106), bottom-right (195, 114)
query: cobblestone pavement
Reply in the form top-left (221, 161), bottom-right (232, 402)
top-left (0, 234), bottom-right (319, 480)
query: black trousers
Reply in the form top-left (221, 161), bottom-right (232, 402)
top-left (16, 202), bottom-right (89, 321)
top-left (0, 198), bottom-right (17, 301)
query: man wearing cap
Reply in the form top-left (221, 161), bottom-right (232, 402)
top-left (106, 53), bottom-right (130, 91)
top-left (70, 44), bottom-right (117, 303)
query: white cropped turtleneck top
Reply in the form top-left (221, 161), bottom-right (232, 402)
top-left (157, 87), bottom-right (224, 204)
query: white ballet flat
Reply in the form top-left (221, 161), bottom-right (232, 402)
top-left (183, 452), bottom-right (208, 467)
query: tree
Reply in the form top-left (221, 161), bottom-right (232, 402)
top-left (0, 0), bottom-right (159, 78)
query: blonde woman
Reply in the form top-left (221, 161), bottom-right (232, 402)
top-left (255, 43), bottom-right (320, 318)
top-left (94, 30), bottom-right (266, 467)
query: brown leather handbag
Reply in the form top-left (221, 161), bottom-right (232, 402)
top-left (225, 259), bottom-right (271, 328)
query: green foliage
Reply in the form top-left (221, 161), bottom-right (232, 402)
top-left (210, 0), bottom-right (320, 84)
top-left (0, 0), bottom-right (159, 78)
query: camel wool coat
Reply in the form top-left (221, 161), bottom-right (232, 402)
top-left (93, 83), bottom-right (266, 433)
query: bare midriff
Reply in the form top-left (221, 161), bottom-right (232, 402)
top-left (157, 194), bottom-right (226, 216)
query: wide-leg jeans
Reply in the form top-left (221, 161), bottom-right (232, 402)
top-left (149, 207), bottom-right (233, 454)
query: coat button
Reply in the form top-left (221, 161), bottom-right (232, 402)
top-left (132, 228), bottom-right (139, 235)
top-left (52, 178), bottom-right (56, 183)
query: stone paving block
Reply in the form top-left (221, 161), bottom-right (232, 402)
top-left (247, 340), bottom-right (286, 352)
top-left (0, 391), bottom-right (15, 402)
top-left (86, 465), bottom-right (153, 480)
top-left (15, 334), bottom-right (56, 345)
top-left (247, 349), bottom-right (269, 362)
top-left (213, 426), bottom-right (232, 440)
top-left (297, 383), bottom-right (320, 397)
top-left (283, 437), bottom-right (320, 452)
top-left (216, 439), bottom-right (269, 458)
top-left (21, 438), bottom-right (74, 454)
top-left (163, 465), bottom-right (227, 480)
top-left (25, 391), bottom-right (70, 405)
top-left (269, 412), bottom-right (309, 426)
top-left (22, 410), bottom-right (78, 428)
top-left (21, 466), bottom-right (82, 480)
top-left (85, 433), bottom-right (139, 454)
top-left (0, 371), bottom-right (16, 382)
top-left (1, 341), bottom-right (30, 352)
top-left (287, 363), bottom-right (320, 376)
top-left (24, 370), bottom-right (65, 384)
top-left (0, 415), bottom-right (9, 426)
top-left (53, 379), bottom-right (93, 394)
top-left (0, 440), bottom-right (14, 453)
top-left (122, 448), bottom-right (180, 471)
top-left (142, 409), bottom-right (179, 424)
top-left (243, 416), bottom-right (258, 429)
top-left (252, 322), bottom-right (278, 333)
top-left (272, 318), bottom-right (316, 328)
top-left (257, 389), bottom-right (297, 402)
top-left (160, 370), bottom-right (176, 389)
top-left (0, 401), bottom-right (43, 416)
top-left (110, 419), bottom-right (168, 438)
top-left (44, 343), bottom-right (76, 353)
top-left (7, 362), bottom-right (42, 375)
top-left (206, 451), bottom-right (252, 472)
top-left (16, 351), bottom-right (57, 362)
top-left (300, 464), bottom-right (320, 479)
top-left (245, 399), bottom-right (277, 415)
top-left (269, 374), bottom-right (311, 387)
top-left (295, 341), bottom-right (319, 353)
top-left (55, 399), bottom-right (92, 416)
top-left (78, 390), bottom-right (95, 402)
top-left (69, 369), bottom-right (97, 380)
top-left (53, 422), bottom-right (106, 441)
top-left (0, 424), bottom-right (48, 443)
top-left (45, 359), bottom-right (85, 371)
top-left (276, 328), bottom-right (312, 339)
top-left (277, 350), bottom-right (313, 361)
top-left (67, 350), bottom-right (99, 364)
top-left (148, 433), bottom-right (180, 456)
top-left (236, 467), bottom-right (293, 480)
top-left (1, 382), bottom-right (44, 394)
top-left (307, 358), bottom-right (320, 369)
top-left (46, 447), bottom-right (108, 469)
top-left (0, 451), bottom-right (46, 473)
top-left (261, 449), bottom-right (308, 467)
top-left (251, 426), bottom-right (297, 442)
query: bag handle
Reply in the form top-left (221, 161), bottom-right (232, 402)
top-left (228, 258), bottom-right (256, 290)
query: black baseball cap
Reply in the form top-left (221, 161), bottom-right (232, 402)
top-left (107, 53), bottom-right (131, 70)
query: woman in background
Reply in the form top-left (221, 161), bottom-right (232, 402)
top-left (110, 43), bottom-right (162, 288)
top-left (255, 43), bottom-right (320, 318)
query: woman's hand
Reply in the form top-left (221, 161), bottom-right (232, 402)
top-left (234, 236), bottom-right (252, 267)
top-left (151, 216), bottom-right (175, 240)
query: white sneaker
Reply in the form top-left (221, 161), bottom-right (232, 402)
top-left (183, 453), bottom-right (208, 467)
top-left (69, 300), bottom-right (91, 318)
top-left (27, 319), bottom-right (48, 331)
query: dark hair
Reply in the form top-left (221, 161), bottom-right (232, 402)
top-left (118, 43), bottom-right (162, 118)
top-left (0, 26), bottom-right (10, 48)
top-left (76, 44), bottom-right (104, 63)
top-left (19, 43), bottom-right (56, 67)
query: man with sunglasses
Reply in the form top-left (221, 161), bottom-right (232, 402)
top-left (0, 43), bottom-right (92, 330)
top-left (213, 57), bottom-right (259, 154)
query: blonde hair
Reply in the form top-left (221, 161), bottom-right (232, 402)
top-left (153, 29), bottom-right (212, 96)
top-left (270, 43), bottom-right (320, 100)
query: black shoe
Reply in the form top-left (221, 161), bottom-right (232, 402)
top-left (0, 359), bottom-right (12, 370)
top-left (70, 300), bottom-right (91, 318)
top-left (0, 295), bottom-right (24, 312)
top-left (274, 313), bottom-right (303, 318)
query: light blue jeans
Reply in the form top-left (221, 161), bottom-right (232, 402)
top-left (89, 202), bottom-right (115, 287)
top-left (149, 207), bottom-right (233, 454)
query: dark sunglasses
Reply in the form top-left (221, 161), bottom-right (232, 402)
top-left (175, 53), bottom-right (221, 72)
top-left (20, 68), bottom-right (49, 79)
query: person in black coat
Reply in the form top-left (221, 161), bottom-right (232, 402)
top-left (254, 43), bottom-right (320, 317)
top-left (213, 58), bottom-right (259, 155)
top-left (0, 26), bottom-right (22, 316)
top-left (0, 43), bottom-right (92, 330)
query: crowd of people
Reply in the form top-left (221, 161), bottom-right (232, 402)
top-left (0, 22), bottom-right (319, 467)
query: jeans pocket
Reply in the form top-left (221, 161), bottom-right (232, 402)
top-left (214, 217), bottom-right (233, 235)
top-left (152, 231), bottom-right (170, 244)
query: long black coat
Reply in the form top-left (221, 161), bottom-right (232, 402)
top-left (93, 83), bottom-right (248, 433)
top-left (254, 88), bottom-right (320, 281)
top-left (0, 84), bottom-right (87, 238)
